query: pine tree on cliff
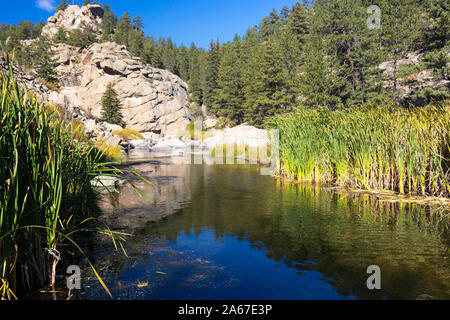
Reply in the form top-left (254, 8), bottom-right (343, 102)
top-left (101, 83), bottom-right (125, 127)
top-left (53, 27), bottom-right (67, 43)
top-left (379, 0), bottom-right (421, 103)
top-left (101, 5), bottom-right (118, 42)
top-left (56, 0), bottom-right (69, 12)
top-left (33, 37), bottom-right (58, 84)
top-left (83, 0), bottom-right (91, 6)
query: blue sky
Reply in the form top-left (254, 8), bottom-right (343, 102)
top-left (0, 0), bottom-right (299, 48)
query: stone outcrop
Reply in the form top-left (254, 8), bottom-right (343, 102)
top-left (42, 4), bottom-right (104, 38)
top-left (48, 42), bottom-right (191, 139)
top-left (379, 51), bottom-right (450, 104)
top-left (0, 54), bottom-right (50, 100)
top-left (149, 125), bottom-right (270, 152)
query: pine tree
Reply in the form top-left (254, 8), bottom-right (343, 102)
top-left (56, 0), bottom-right (69, 12)
top-left (213, 38), bottom-right (245, 123)
top-left (297, 36), bottom-right (346, 108)
top-left (244, 37), bottom-right (293, 125)
top-left (175, 45), bottom-right (190, 81)
top-left (188, 44), bottom-right (204, 106)
top-left (101, 82), bottom-right (125, 127)
top-left (424, 0), bottom-right (449, 50)
top-left (128, 29), bottom-right (144, 57)
top-left (53, 27), bottom-right (67, 43)
top-left (34, 37), bottom-right (58, 84)
top-left (114, 12), bottom-right (132, 47)
top-left (161, 37), bottom-right (177, 73)
top-left (287, 1), bottom-right (310, 41)
top-left (82, 0), bottom-right (91, 6)
top-left (379, 0), bottom-right (422, 103)
top-left (309, 0), bottom-right (386, 106)
top-left (203, 40), bottom-right (220, 111)
top-left (101, 5), bottom-right (117, 42)
top-left (66, 29), bottom-right (95, 47)
top-left (132, 16), bottom-right (144, 31)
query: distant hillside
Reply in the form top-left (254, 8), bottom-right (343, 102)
top-left (1, 0), bottom-right (449, 128)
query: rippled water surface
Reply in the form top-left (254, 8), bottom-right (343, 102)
top-left (77, 152), bottom-right (449, 300)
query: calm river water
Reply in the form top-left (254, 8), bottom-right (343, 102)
top-left (75, 152), bottom-right (449, 300)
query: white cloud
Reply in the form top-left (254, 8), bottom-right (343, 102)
top-left (36, 0), bottom-right (56, 12)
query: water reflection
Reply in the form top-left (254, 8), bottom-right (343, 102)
top-left (80, 152), bottom-right (450, 300)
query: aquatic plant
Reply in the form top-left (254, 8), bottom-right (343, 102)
top-left (268, 103), bottom-right (450, 197)
top-left (0, 54), bottom-right (127, 299)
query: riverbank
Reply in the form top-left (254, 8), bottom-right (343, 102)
top-left (276, 175), bottom-right (450, 208)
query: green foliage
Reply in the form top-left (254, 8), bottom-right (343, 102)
top-left (0, 20), bottom-right (44, 68)
top-left (424, 48), bottom-right (450, 79)
top-left (244, 37), bottom-right (293, 126)
top-left (424, 0), bottom-right (449, 50)
top-left (65, 29), bottom-right (96, 47)
top-left (269, 103), bottom-right (450, 196)
top-left (101, 4), bottom-right (117, 42)
top-left (297, 37), bottom-right (345, 109)
top-left (191, 0), bottom-right (447, 124)
top-left (53, 27), bottom-right (68, 43)
top-left (0, 56), bottom-right (125, 298)
top-left (378, 0), bottom-right (423, 102)
top-left (114, 12), bottom-right (132, 47)
top-left (203, 41), bottom-right (220, 110)
top-left (408, 87), bottom-right (450, 105)
top-left (56, 0), bottom-right (69, 12)
top-left (101, 82), bottom-right (125, 127)
top-left (33, 37), bottom-right (58, 83)
top-left (213, 39), bottom-right (245, 124)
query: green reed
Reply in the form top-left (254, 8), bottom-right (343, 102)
top-left (0, 54), bottom-right (127, 299)
top-left (269, 103), bottom-right (450, 197)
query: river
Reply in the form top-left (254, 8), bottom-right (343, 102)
top-left (73, 151), bottom-right (449, 300)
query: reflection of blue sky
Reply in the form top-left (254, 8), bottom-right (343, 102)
top-left (113, 230), bottom-right (355, 300)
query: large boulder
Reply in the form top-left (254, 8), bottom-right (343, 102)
top-left (203, 125), bottom-right (270, 149)
top-left (42, 4), bottom-right (104, 38)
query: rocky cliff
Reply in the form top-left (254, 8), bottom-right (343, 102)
top-left (12, 4), bottom-right (192, 144)
top-left (42, 4), bottom-right (104, 38)
top-left (48, 41), bottom-right (191, 139)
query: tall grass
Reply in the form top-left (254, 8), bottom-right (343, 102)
top-left (269, 103), bottom-right (450, 197)
top-left (0, 54), bottom-right (127, 299)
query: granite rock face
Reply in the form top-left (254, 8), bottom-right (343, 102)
top-left (48, 42), bottom-right (191, 138)
top-left (42, 4), bottom-right (104, 38)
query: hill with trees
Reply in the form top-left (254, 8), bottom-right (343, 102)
top-left (0, 0), bottom-right (448, 127)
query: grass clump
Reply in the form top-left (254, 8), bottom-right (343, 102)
top-left (112, 128), bottom-right (144, 142)
top-left (96, 138), bottom-right (125, 163)
top-left (178, 120), bottom-right (213, 141)
top-left (269, 103), bottom-right (450, 197)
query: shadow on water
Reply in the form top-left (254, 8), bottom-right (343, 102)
top-left (72, 152), bottom-right (449, 300)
